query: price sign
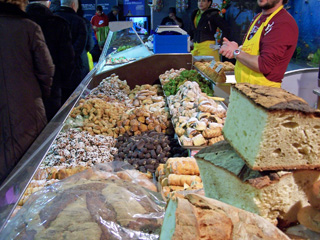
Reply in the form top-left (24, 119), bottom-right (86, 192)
top-left (215, 64), bottom-right (223, 73)
top-left (209, 60), bottom-right (216, 69)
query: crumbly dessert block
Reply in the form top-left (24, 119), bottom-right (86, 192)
top-left (195, 141), bottom-right (320, 226)
top-left (223, 83), bottom-right (320, 171)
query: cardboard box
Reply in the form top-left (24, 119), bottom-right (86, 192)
top-left (153, 35), bottom-right (189, 54)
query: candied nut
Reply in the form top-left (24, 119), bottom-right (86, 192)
top-left (119, 127), bottom-right (126, 134)
top-left (148, 123), bottom-right (155, 131)
top-left (134, 130), bottom-right (141, 136)
top-left (138, 116), bottom-right (145, 123)
top-left (129, 114), bottom-right (136, 120)
top-left (130, 125), bottom-right (139, 132)
top-left (155, 125), bottom-right (161, 133)
top-left (139, 124), bottom-right (148, 132)
top-left (130, 119), bottom-right (139, 126)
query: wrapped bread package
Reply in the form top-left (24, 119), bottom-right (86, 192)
top-left (194, 141), bottom-right (320, 226)
top-left (223, 83), bottom-right (320, 171)
top-left (3, 162), bottom-right (164, 240)
top-left (160, 194), bottom-right (290, 240)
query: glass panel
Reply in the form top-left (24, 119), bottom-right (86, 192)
top-left (96, 22), bottom-right (153, 74)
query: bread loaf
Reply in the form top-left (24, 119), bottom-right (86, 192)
top-left (116, 169), bottom-right (157, 192)
top-left (223, 83), bottom-right (320, 171)
top-left (4, 178), bottom-right (165, 239)
top-left (160, 194), bottom-right (290, 240)
top-left (307, 180), bottom-right (320, 209)
top-left (298, 206), bottom-right (320, 233)
top-left (164, 157), bottom-right (200, 176)
top-left (195, 141), bottom-right (320, 225)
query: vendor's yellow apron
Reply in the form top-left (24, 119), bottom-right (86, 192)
top-left (192, 40), bottom-right (220, 61)
top-left (235, 5), bottom-right (283, 87)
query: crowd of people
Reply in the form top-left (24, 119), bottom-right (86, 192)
top-left (0, 0), bottom-right (299, 186)
top-left (0, 0), bottom-right (119, 185)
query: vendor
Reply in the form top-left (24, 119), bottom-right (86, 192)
top-left (189, 0), bottom-right (230, 60)
top-left (160, 7), bottom-right (184, 29)
top-left (219, 0), bottom-right (298, 88)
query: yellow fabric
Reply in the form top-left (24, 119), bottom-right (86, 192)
top-left (234, 5), bottom-right (283, 88)
top-left (87, 52), bottom-right (94, 71)
top-left (192, 40), bottom-right (220, 61)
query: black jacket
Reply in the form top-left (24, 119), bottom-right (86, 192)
top-left (26, 3), bottom-right (75, 119)
top-left (80, 17), bottom-right (94, 79)
top-left (54, 7), bottom-right (87, 90)
top-left (189, 8), bottom-right (230, 43)
top-left (107, 11), bottom-right (117, 22)
top-left (0, 3), bottom-right (54, 184)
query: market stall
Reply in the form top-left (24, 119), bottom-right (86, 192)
top-left (1, 20), bottom-right (320, 240)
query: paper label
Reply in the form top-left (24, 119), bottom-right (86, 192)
top-left (209, 60), bottom-right (216, 69)
top-left (215, 64), bottom-right (223, 73)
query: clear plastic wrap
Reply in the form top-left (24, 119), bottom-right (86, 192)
top-left (2, 162), bottom-right (165, 240)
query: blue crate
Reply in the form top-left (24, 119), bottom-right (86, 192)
top-left (153, 35), bottom-right (189, 54)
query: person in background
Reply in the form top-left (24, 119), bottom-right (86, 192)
top-left (54, 0), bottom-right (87, 104)
top-left (91, 5), bottom-right (109, 39)
top-left (49, 0), bottom-right (60, 12)
top-left (219, 0), bottom-right (298, 88)
top-left (0, 0), bottom-right (54, 185)
top-left (77, 1), bottom-right (95, 79)
top-left (107, 5), bottom-right (120, 22)
top-left (26, 0), bottom-right (75, 121)
top-left (161, 7), bottom-right (184, 29)
top-left (189, 0), bottom-right (230, 60)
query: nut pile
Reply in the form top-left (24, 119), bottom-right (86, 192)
top-left (114, 131), bottom-right (172, 173)
top-left (43, 129), bottom-right (117, 168)
top-left (115, 106), bottom-right (173, 136)
top-left (70, 98), bottom-right (128, 137)
top-left (87, 73), bottom-right (132, 105)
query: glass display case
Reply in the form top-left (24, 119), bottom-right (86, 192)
top-left (95, 21), bottom-right (153, 75)
top-left (0, 51), bottom-right (193, 232)
top-left (0, 22), bottom-right (154, 232)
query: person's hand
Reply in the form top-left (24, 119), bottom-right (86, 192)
top-left (219, 37), bottom-right (239, 59)
top-left (92, 25), bottom-right (97, 31)
top-left (169, 13), bottom-right (176, 21)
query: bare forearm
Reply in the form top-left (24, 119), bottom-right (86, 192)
top-left (219, 37), bottom-right (261, 73)
top-left (236, 52), bottom-right (260, 72)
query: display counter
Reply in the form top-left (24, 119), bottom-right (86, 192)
top-left (2, 20), bottom-right (317, 235)
top-left (0, 21), bottom-right (197, 231)
top-left (0, 53), bottom-right (194, 232)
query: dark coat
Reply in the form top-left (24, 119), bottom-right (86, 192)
top-left (0, 3), bottom-right (54, 185)
top-left (107, 11), bottom-right (118, 22)
top-left (189, 8), bottom-right (230, 43)
top-left (80, 17), bottom-right (95, 79)
top-left (54, 7), bottom-right (87, 90)
top-left (26, 3), bottom-right (75, 120)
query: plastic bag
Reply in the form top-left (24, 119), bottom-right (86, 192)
top-left (2, 162), bottom-right (165, 240)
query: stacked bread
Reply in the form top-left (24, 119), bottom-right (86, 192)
top-left (298, 180), bottom-right (320, 233)
top-left (194, 61), bottom-right (235, 83)
top-left (195, 83), bottom-right (320, 226)
top-left (156, 157), bottom-right (203, 198)
top-left (160, 194), bottom-right (290, 240)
